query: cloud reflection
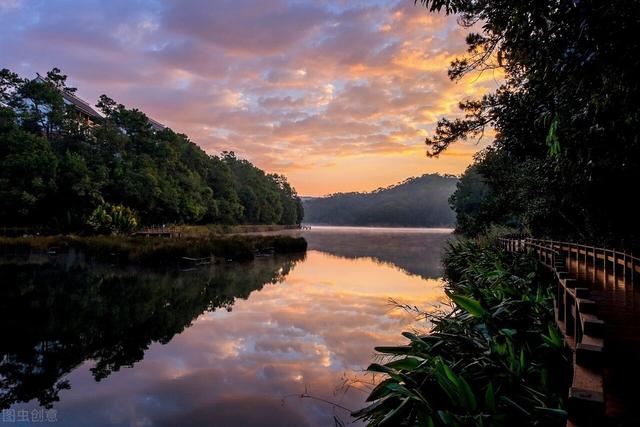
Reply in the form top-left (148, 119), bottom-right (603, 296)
top-left (28, 251), bottom-right (445, 427)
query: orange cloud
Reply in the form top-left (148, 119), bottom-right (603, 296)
top-left (0, 0), bottom-right (500, 196)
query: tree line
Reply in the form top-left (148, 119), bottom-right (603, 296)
top-left (0, 68), bottom-right (304, 233)
top-left (417, 0), bottom-right (640, 248)
top-left (302, 173), bottom-right (457, 227)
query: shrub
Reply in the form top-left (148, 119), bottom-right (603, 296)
top-left (87, 203), bottom-right (138, 235)
top-left (354, 237), bottom-right (569, 426)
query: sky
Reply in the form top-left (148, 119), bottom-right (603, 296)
top-left (0, 0), bottom-right (499, 196)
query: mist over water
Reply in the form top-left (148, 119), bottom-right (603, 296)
top-left (3, 227), bottom-right (452, 426)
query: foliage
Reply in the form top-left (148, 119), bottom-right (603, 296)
top-left (0, 68), bottom-right (303, 231)
top-left (87, 203), bottom-right (139, 235)
top-left (414, 1), bottom-right (640, 247)
top-left (355, 238), bottom-right (569, 426)
top-left (303, 174), bottom-right (457, 227)
top-left (0, 128), bottom-right (57, 222)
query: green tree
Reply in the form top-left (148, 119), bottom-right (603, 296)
top-left (416, 0), bottom-right (640, 246)
top-left (0, 68), bottom-right (303, 230)
top-left (0, 129), bottom-right (57, 224)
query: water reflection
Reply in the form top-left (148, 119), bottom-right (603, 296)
top-left (0, 256), bottom-right (302, 410)
top-left (3, 229), bottom-right (449, 426)
top-left (273, 226), bottom-right (453, 279)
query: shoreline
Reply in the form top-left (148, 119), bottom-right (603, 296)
top-left (0, 234), bottom-right (308, 266)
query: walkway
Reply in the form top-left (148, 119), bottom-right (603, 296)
top-left (500, 237), bottom-right (640, 426)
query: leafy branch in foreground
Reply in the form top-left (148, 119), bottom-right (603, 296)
top-left (354, 237), bottom-right (570, 426)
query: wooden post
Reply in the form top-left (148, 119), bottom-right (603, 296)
top-left (580, 245), bottom-right (584, 280)
top-left (593, 246), bottom-right (596, 284)
top-left (603, 249), bottom-right (608, 288)
top-left (586, 246), bottom-right (590, 282)
top-left (623, 252), bottom-right (627, 288)
top-left (613, 249), bottom-right (617, 287)
top-left (632, 254), bottom-right (635, 290)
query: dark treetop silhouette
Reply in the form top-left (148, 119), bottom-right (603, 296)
top-left (415, 0), bottom-right (640, 249)
top-left (0, 68), bottom-right (304, 233)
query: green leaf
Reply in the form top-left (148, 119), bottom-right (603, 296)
top-left (366, 378), bottom-right (394, 402)
top-left (379, 396), bottom-right (410, 425)
top-left (433, 359), bottom-right (477, 410)
top-left (546, 115), bottom-right (561, 157)
top-left (542, 324), bottom-right (563, 348)
top-left (367, 363), bottom-right (397, 375)
top-left (385, 357), bottom-right (421, 371)
top-left (484, 382), bottom-right (496, 413)
top-left (459, 376), bottom-right (478, 411)
top-left (374, 345), bottom-right (412, 354)
top-left (500, 396), bottom-right (531, 417)
top-left (534, 407), bottom-right (568, 418)
top-left (499, 328), bottom-right (517, 337)
top-left (402, 331), bottom-right (427, 343)
top-left (437, 410), bottom-right (456, 426)
top-left (447, 291), bottom-right (487, 317)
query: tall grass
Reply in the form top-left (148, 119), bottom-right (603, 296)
top-left (354, 237), bottom-right (569, 426)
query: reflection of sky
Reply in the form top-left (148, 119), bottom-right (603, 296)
top-left (13, 250), bottom-right (445, 427)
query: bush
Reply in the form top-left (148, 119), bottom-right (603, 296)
top-left (354, 237), bottom-right (570, 426)
top-left (87, 203), bottom-right (138, 235)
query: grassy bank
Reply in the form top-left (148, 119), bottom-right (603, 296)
top-left (354, 236), bottom-right (570, 426)
top-left (173, 224), bottom-right (301, 236)
top-left (0, 234), bottom-right (307, 265)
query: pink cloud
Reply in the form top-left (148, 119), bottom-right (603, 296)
top-left (0, 0), bottom-right (497, 195)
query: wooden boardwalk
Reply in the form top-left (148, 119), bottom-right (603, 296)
top-left (500, 237), bottom-right (640, 426)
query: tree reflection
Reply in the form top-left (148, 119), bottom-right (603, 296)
top-left (302, 229), bottom-right (451, 279)
top-left (0, 255), bottom-right (303, 409)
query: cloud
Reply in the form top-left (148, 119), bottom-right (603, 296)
top-left (0, 0), bottom-right (21, 9)
top-left (19, 250), bottom-right (447, 426)
top-left (0, 0), bottom-right (498, 195)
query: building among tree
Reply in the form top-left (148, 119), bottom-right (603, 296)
top-left (33, 73), bottom-right (165, 130)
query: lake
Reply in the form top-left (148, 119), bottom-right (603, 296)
top-left (1, 227), bottom-right (452, 426)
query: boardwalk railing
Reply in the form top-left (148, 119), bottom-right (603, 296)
top-left (524, 238), bottom-right (639, 288)
top-left (499, 236), bottom-right (614, 425)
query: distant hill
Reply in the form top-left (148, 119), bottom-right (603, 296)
top-left (302, 174), bottom-right (458, 227)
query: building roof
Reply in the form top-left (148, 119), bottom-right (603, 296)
top-left (34, 73), bottom-right (167, 131)
top-left (147, 116), bottom-right (166, 132)
top-left (34, 74), bottom-right (102, 120)
top-left (60, 90), bottom-right (102, 120)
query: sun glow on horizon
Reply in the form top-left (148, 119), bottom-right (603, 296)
top-left (0, 0), bottom-right (499, 195)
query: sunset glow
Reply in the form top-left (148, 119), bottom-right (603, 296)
top-left (0, 0), bottom-right (499, 195)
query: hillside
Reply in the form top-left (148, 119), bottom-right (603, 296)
top-left (0, 68), bottom-right (303, 232)
top-left (303, 174), bottom-right (458, 227)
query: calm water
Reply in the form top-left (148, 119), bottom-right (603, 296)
top-left (2, 227), bottom-right (451, 426)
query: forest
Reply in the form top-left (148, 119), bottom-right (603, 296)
top-left (432, 0), bottom-right (640, 249)
top-left (302, 173), bottom-right (457, 227)
top-left (0, 68), bottom-right (304, 233)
